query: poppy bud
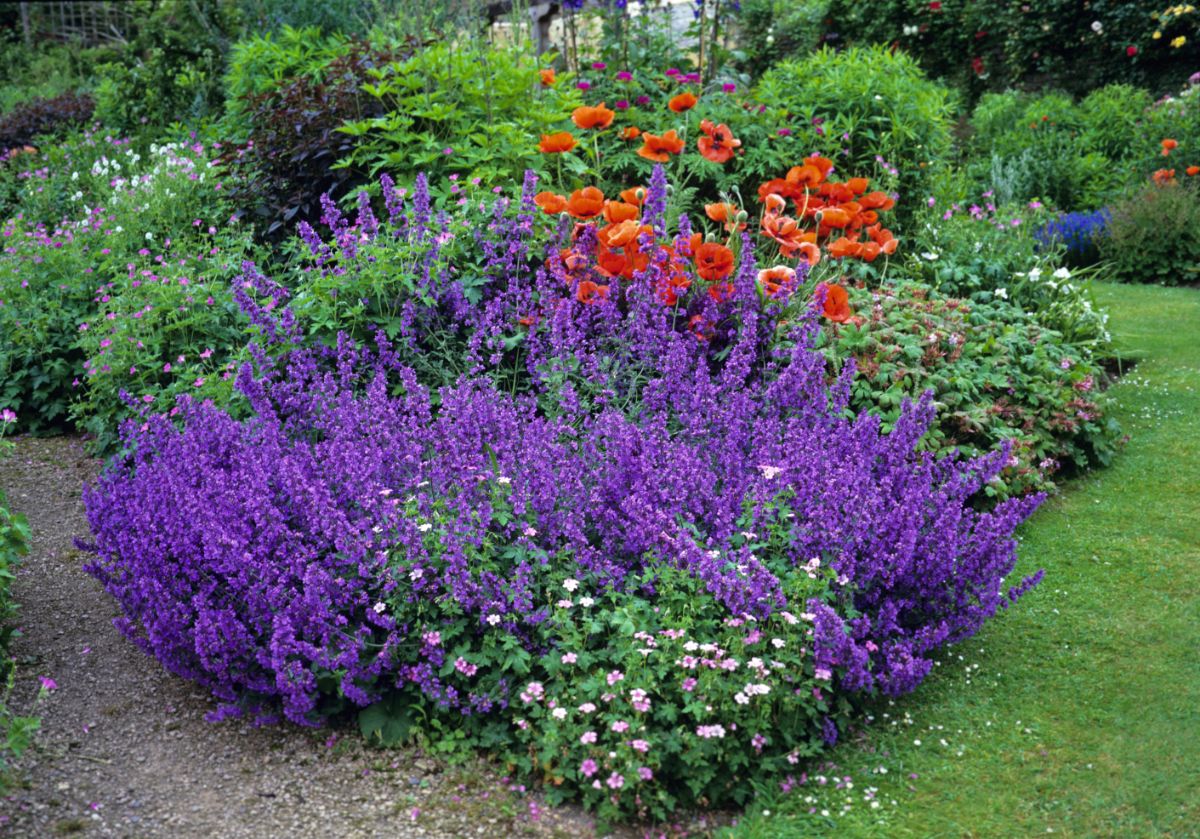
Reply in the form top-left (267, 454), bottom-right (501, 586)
top-left (735, 210), bottom-right (749, 224)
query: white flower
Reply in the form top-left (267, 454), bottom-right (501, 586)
top-left (921, 251), bottom-right (939, 261)
top-left (486, 613), bottom-right (502, 626)
top-left (757, 464), bottom-right (782, 480)
top-left (563, 578), bottom-right (579, 593)
top-left (145, 232), bottom-right (154, 241)
top-left (496, 476), bottom-right (511, 485)
top-left (579, 596), bottom-right (595, 608)
top-left (1027, 267), bottom-right (1042, 280)
top-left (373, 602), bottom-right (386, 614)
top-left (1091, 20), bottom-right (1103, 33)
top-left (994, 288), bottom-right (1008, 300)
top-left (552, 707), bottom-right (567, 720)
top-left (1053, 267), bottom-right (1071, 279)
top-left (417, 522), bottom-right (432, 533)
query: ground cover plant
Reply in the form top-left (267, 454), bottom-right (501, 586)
top-left (0, 0), bottom-right (1191, 831)
top-left (82, 169), bottom-right (1045, 823)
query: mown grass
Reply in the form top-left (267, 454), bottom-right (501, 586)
top-left (727, 282), bottom-right (1200, 839)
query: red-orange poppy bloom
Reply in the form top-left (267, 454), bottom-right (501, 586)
top-left (566, 186), bottom-right (606, 219)
top-left (845, 177), bottom-right (870, 195)
top-left (576, 280), bottom-right (609, 305)
top-left (668, 92), bottom-right (698, 112)
top-left (708, 282), bottom-right (736, 303)
top-left (539, 132), bottom-right (578, 153)
top-left (621, 126), bottom-right (642, 140)
top-left (819, 283), bottom-right (853, 323)
top-left (599, 219), bottom-right (643, 248)
top-left (1188, 165), bottom-right (1200, 176)
top-left (535, 192), bottom-right (568, 214)
top-left (603, 200), bottom-right (639, 224)
top-left (638, 130), bottom-right (685, 162)
top-left (818, 207), bottom-right (853, 228)
top-left (559, 248), bottom-right (589, 275)
top-left (1152, 168), bottom-right (1176, 186)
top-left (827, 237), bottom-right (864, 259)
top-left (1162, 138), bottom-right (1179, 155)
top-left (705, 201), bottom-right (747, 232)
top-left (573, 103), bottom-right (616, 130)
top-left (694, 242), bottom-right (735, 281)
top-left (796, 241), bottom-right (821, 267)
top-left (757, 266), bottom-right (795, 298)
top-left (866, 224), bottom-right (898, 258)
top-left (786, 163), bottom-right (826, 189)
top-left (697, 120), bottom-right (742, 164)
top-left (620, 186), bottom-right (644, 206)
top-left (540, 69), bottom-right (557, 86)
top-left (859, 191), bottom-right (896, 211)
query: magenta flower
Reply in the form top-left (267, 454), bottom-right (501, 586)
top-left (607, 772), bottom-right (624, 789)
top-left (580, 759), bottom-right (598, 777)
top-left (39, 676), bottom-right (57, 692)
top-left (615, 71), bottom-right (633, 81)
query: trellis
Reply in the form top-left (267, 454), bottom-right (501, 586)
top-left (17, 0), bottom-right (146, 47)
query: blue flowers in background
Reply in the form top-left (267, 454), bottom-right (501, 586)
top-left (1036, 209), bottom-right (1111, 266)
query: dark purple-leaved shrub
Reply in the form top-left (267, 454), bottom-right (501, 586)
top-left (81, 166), bottom-right (1044, 817)
top-left (0, 92), bottom-right (94, 152)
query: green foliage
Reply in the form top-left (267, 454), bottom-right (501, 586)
top-left (823, 0), bottom-right (1200, 99)
top-left (905, 203), bottom-right (1111, 351)
top-left (755, 46), bottom-right (955, 227)
top-left (91, 1), bottom-right (236, 133)
top-left (819, 281), bottom-right (1120, 498)
top-left (357, 484), bottom-right (848, 823)
top-left (0, 436), bottom-right (37, 792)
top-left (339, 42), bottom-right (579, 189)
top-left (0, 35), bottom-right (100, 114)
top-left (1099, 181), bottom-right (1200, 286)
top-left (735, 0), bottom-right (831, 80)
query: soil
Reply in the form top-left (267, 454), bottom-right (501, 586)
top-left (0, 435), bottom-right (658, 839)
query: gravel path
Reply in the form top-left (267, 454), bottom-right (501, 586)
top-left (0, 435), bottom-right (635, 839)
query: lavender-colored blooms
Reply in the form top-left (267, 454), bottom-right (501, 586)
top-left (82, 170), bottom-right (1042, 733)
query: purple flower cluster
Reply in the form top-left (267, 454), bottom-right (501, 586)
top-left (82, 168), bottom-right (1043, 730)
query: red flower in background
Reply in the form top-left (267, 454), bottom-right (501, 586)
top-left (819, 283), bottom-right (853, 323)
top-left (694, 242), bottom-right (735, 281)
top-left (697, 120), bottom-right (742, 164)
top-left (1127, 45), bottom-right (1138, 57)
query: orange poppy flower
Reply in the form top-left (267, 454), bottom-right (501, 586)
top-left (786, 163), bottom-right (826, 189)
top-left (758, 178), bottom-right (800, 203)
top-left (535, 192), bottom-right (568, 214)
top-left (621, 126), bottom-right (642, 140)
top-left (697, 120), bottom-right (742, 164)
top-left (694, 242), bottom-right (735, 281)
top-left (859, 191), bottom-right (895, 211)
top-left (596, 248), bottom-right (627, 278)
top-left (576, 280), bottom-right (609, 305)
top-left (559, 248), bottom-right (589, 275)
top-left (866, 224), bottom-right (898, 256)
top-left (620, 186), bottom-right (644, 206)
top-left (818, 207), bottom-right (853, 228)
top-left (705, 201), bottom-right (746, 232)
top-left (539, 132), bottom-right (578, 154)
top-left (638, 130), bottom-right (685, 162)
top-left (540, 69), bottom-right (557, 86)
top-left (708, 282), bottom-right (736, 303)
top-left (1152, 168), bottom-right (1176, 186)
top-left (603, 200), bottom-right (640, 224)
top-left (599, 219), bottom-right (643, 248)
top-left (573, 103), bottom-right (616, 130)
top-left (826, 237), bottom-right (864, 259)
top-left (796, 241), bottom-right (821, 267)
top-left (758, 266), bottom-right (795, 298)
top-left (1162, 138), bottom-right (1179, 155)
top-left (668, 92), bottom-right (698, 112)
top-left (1188, 165), bottom-right (1200, 176)
top-left (819, 283), bottom-right (853, 323)
top-left (845, 177), bottom-right (870, 195)
top-left (566, 187), bottom-right (606, 219)
top-left (761, 212), bottom-right (808, 257)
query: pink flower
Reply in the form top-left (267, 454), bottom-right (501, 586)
top-left (681, 677), bottom-right (697, 692)
top-left (561, 652), bottom-right (577, 664)
top-left (580, 731), bottom-right (598, 745)
top-left (580, 759), bottom-right (598, 777)
top-left (606, 772), bottom-right (624, 790)
top-left (606, 670), bottom-right (624, 686)
top-left (611, 720), bottom-right (629, 733)
top-left (638, 766), bottom-right (653, 781)
top-left (39, 676), bottom-right (57, 691)
top-left (630, 739), bottom-right (650, 753)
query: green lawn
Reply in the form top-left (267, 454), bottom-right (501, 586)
top-left (728, 283), bottom-right (1200, 839)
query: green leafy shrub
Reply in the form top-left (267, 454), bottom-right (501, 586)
top-left (820, 281), bottom-right (1120, 499)
top-left (754, 46), bottom-right (955, 226)
top-left (823, 0), bottom-right (1199, 98)
top-left (339, 42), bottom-right (580, 189)
top-left (906, 202), bottom-right (1111, 351)
top-left (0, 137), bottom-right (249, 436)
top-left (736, 0), bottom-right (831, 79)
top-left (0, 430), bottom-right (37, 792)
top-left (1099, 180), bottom-right (1200, 285)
